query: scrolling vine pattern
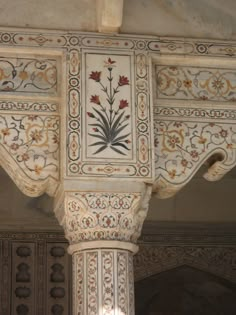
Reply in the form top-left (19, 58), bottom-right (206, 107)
top-left (87, 58), bottom-right (131, 155)
top-left (64, 192), bottom-right (141, 244)
top-left (0, 57), bottom-right (57, 94)
top-left (155, 119), bottom-right (236, 183)
top-left (156, 65), bottom-right (236, 101)
top-left (0, 114), bottom-right (59, 180)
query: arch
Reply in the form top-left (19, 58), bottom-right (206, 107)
top-left (134, 245), bottom-right (236, 284)
top-left (135, 265), bottom-right (236, 315)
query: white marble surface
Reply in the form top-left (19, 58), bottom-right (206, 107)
top-left (0, 0), bottom-right (235, 40)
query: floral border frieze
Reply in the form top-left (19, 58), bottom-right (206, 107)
top-left (134, 245), bottom-right (236, 283)
top-left (156, 65), bottom-right (236, 102)
top-left (0, 100), bottom-right (58, 113)
top-left (154, 105), bottom-right (236, 121)
top-left (2, 30), bottom-right (236, 58)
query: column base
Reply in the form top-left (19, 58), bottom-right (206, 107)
top-left (68, 240), bottom-right (139, 255)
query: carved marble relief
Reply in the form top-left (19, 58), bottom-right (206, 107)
top-left (0, 233), bottom-right (71, 315)
top-left (63, 191), bottom-right (144, 244)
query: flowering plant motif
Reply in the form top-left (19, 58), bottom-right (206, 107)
top-left (87, 58), bottom-right (131, 155)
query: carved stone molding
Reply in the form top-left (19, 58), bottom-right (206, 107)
top-left (135, 222), bottom-right (236, 283)
top-left (134, 245), bottom-right (236, 284)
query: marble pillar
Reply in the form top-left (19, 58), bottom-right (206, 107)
top-left (54, 186), bottom-right (152, 315)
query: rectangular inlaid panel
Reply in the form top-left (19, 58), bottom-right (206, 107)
top-left (84, 53), bottom-right (134, 160)
top-left (67, 50), bottom-right (154, 180)
top-left (0, 56), bottom-right (58, 95)
top-left (155, 65), bottom-right (236, 102)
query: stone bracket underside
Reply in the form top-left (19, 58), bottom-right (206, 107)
top-left (1, 28), bottom-right (236, 196)
top-left (0, 48), bottom-right (61, 196)
top-left (153, 55), bottom-right (236, 198)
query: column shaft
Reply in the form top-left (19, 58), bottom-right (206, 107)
top-left (73, 248), bottom-right (134, 315)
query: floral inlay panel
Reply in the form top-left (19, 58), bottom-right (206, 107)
top-left (0, 100), bottom-right (58, 113)
top-left (67, 50), bottom-right (154, 180)
top-left (156, 65), bottom-right (236, 101)
top-left (86, 56), bottom-right (132, 158)
top-left (85, 53), bottom-right (133, 159)
top-left (0, 57), bottom-right (57, 95)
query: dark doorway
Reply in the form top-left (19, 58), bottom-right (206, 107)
top-left (135, 265), bottom-right (236, 315)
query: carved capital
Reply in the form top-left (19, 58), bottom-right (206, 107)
top-left (54, 183), bottom-right (152, 250)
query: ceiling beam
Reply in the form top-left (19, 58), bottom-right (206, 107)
top-left (97, 0), bottom-right (124, 33)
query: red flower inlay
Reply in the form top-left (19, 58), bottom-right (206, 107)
top-left (89, 71), bottom-right (101, 82)
top-left (119, 99), bottom-right (128, 109)
top-left (118, 75), bottom-right (129, 86)
top-left (90, 95), bottom-right (100, 105)
top-left (87, 112), bottom-right (95, 118)
top-left (190, 150), bottom-right (199, 158)
top-left (219, 129), bottom-right (228, 138)
top-left (108, 58), bottom-right (116, 64)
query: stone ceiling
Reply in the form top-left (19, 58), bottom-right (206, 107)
top-left (0, 0), bottom-right (235, 40)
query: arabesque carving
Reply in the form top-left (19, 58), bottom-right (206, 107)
top-left (55, 186), bottom-right (152, 246)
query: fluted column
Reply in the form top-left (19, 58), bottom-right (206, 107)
top-left (71, 247), bottom-right (135, 315)
top-left (54, 185), bottom-right (152, 315)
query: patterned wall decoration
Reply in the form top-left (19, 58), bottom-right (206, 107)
top-left (153, 56), bottom-right (236, 197)
top-left (0, 57), bottom-right (57, 95)
top-left (135, 245), bottom-right (236, 283)
top-left (135, 223), bottom-right (236, 284)
top-left (0, 232), bottom-right (71, 315)
top-left (155, 65), bottom-right (236, 101)
top-left (1, 29), bottom-right (236, 196)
